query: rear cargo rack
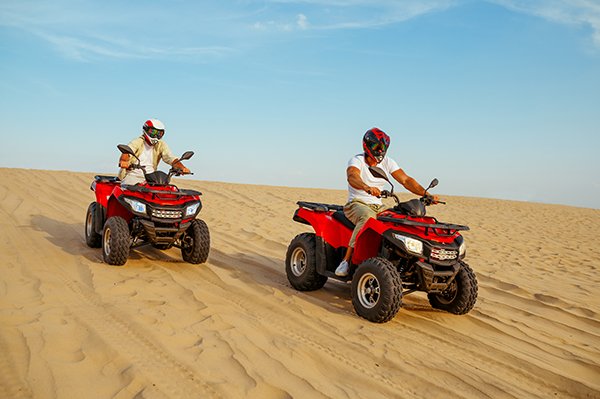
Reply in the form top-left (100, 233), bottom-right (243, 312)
top-left (297, 201), bottom-right (343, 212)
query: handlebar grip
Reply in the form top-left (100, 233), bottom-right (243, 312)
top-left (380, 190), bottom-right (391, 198)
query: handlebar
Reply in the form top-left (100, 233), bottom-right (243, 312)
top-left (380, 191), bottom-right (446, 207)
top-left (170, 168), bottom-right (193, 177)
top-left (422, 194), bottom-right (446, 206)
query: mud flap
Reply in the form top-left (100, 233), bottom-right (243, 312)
top-left (94, 204), bottom-right (106, 235)
top-left (315, 236), bottom-right (328, 275)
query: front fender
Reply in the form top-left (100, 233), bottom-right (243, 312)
top-left (106, 194), bottom-right (133, 222)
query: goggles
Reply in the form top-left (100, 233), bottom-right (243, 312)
top-left (146, 128), bottom-right (164, 139)
top-left (368, 140), bottom-right (388, 154)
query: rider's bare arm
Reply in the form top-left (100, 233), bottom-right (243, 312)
top-left (347, 166), bottom-right (381, 197)
top-left (391, 168), bottom-right (440, 203)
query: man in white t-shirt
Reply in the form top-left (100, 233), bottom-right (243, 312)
top-left (118, 119), bottom-right (190, 186)
top-left (335, 128), bottom-right (440, 277)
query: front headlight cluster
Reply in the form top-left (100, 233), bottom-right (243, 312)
top-left (393, 233), bottom-right (423, 255)
top-left (124, 197), bottom-right (146, 214)
top-left (185, 202), bottom-right (200, 216)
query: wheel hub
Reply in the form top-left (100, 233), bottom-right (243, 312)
top-left (86, 212), bottom-right (92, 236)
top-left (290, 247), bottom-right (307, 277)
top-left (357, 273), bottom-right (380, 309)
top-left (103, 228), bottom-right (111, 256)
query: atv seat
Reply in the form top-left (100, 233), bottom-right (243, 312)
top-left (94, 175), bottom-right (120, 183)
top-left (333, 210), bottom-right (355, 230)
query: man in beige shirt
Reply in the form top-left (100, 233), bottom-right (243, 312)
top-left (118, 119), bottom-right (190, 185)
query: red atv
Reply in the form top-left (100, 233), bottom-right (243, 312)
top-left (285, 166), bottom-right (477, 323)
top-left (85, 144), bottom-right (210, 266)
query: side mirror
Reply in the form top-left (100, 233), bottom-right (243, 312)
top-left (368, 166), bottom-right (390, 182)
top-left (427, 179), bottom-right (439, 190)
top-left (368, 166), bottom-right (394, 194)
top-left (425, 178), bottom-right (439, 193)
top-left (179, 151), bottom-right (194, 161)
top-left (117, 144), bottom-right (135, 156)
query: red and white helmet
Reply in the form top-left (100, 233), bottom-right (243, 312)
top-left (363, 127), bottom-right (390, 163)
top-left (142, 119), bottom-right (165, 146)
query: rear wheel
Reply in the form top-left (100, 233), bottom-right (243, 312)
top-left (427, 261), bottom-right (478, 314)
top-left (85, 202), bottom-right (102, 248)
top-left (285, 233), bottom-right (327, 291)
top-left (351, 257), bottom-right (403, 323)
top-left (102, 216), bottom-right (130, 266)
top-left (181, 219), bottom-right (210, 264)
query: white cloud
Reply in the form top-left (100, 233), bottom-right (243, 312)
top-left (297, 13), bottom-right (309, 29)
top-left (490, 0), bottom-right (600, 47)
top-left (3, 0), bottom-right (599, 62)
top-left (0, 1), bottom-right (236, 61)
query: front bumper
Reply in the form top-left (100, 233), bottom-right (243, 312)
top-left (415, 261), bottom-right (460, 292)
top-left (137, 219), bottom-right (192, 244)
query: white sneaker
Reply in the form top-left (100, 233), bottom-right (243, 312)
top-left (335, 260), bottom-right (349, 276)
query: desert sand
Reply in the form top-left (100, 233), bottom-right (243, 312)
top-left (0, 167), bottom-right (599, 399)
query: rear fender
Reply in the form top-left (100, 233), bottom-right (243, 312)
top-left (91, 180), bottom-right (119, 208)
top-left (294, 207), bottom-right (351, 249)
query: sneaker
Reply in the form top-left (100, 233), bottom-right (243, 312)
top-left (335, 260), bottom-right (349, 277)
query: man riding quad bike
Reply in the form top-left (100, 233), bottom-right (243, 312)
top-left (85, 144), bottom-right (210, 266)
top-left (285, 129), bottom-right (477, 323)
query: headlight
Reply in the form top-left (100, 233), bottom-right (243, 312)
top-left (393, 233), bottom-right (423, 255)
top-left (124, 198), bottom-right (146, 214)
top-left (185, 202), bottom-right (200, 216)
top-left (459, 241), bottom-right (466, 257)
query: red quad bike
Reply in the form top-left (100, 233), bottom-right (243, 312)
top-left (285, 167), bottom-right (477, 323)
top-left (85, 144), bottom-right (210, 266)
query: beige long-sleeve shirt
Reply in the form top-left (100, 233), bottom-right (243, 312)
top-left (118, 136), bottom-right (178, 180)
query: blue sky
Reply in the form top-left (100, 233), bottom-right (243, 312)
top-left (1, 0), bottom-right (599, 209)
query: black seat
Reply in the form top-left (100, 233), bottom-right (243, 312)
top-left (333, 210), bottom-right (355, 230)
top-left (94, 175), bottom-right (119, 183)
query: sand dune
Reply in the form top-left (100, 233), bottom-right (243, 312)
top-left (0, 167), bottom-right (599, 398)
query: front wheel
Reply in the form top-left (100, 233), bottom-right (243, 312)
top-left (427, 261), bottom-right (478, 315)
top-left (102, 216), bottom-right (130, 266)
top-left (285, 233), bottom-right (327, 291)
top-left (85, 202), bottom-right (102, 248)
top-left (351, 257), bottom-right (403, 323)
top-left (181, 219), bottom-right (210, 264)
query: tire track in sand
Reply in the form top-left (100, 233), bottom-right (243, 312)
top-left (54, 265), bottom-right (222, 399)
top-left (159, 259), bottom-right (431, 399)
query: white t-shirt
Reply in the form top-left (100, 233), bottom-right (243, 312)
top-left (121, 141), bottom-right (156, 185)
top-left (347, 154), bottom-right (400, 205)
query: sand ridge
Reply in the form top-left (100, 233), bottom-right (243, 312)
top-left (0, 168), bottom-right (599, 398)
